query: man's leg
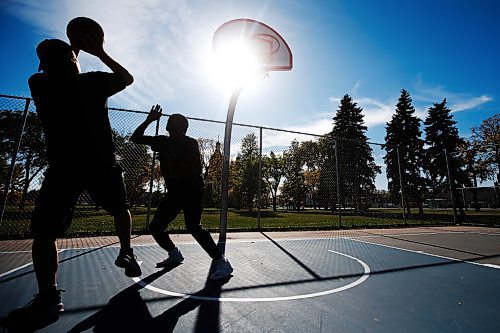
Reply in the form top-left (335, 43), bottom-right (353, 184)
top-left (7, 168), bottom-right (68, 321)
top-left (89, 165), bottom-right (141, 277)
top-left (183, 190), bottom-right (222, 260)
top-left (112, 209), bottom-right (141, 277)
top-left (90, 165), bottom-right (132, 251)
top-left (29, 167), bottom-right (75, 293)
top-left (150, 194), bottom-right (186, 267)
top-left (184, 188), bottom-right (233, 280)
top-left (8, 238), bottom-right (63, 323)
top-left (114, 209), bottom-right (132, 251)
top-left (150, 195), bottom-right (181, 252)
top-left (32, 238), bottom-right (58, 293)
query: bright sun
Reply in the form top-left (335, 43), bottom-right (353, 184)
top-left (206, 39), bottom-right (264, 92)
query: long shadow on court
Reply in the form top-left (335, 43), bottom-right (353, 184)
top-left (67, 264), bottom-right (229, 333)
top-left (261, 232), bottom-right (322, 279)
top-left (68, 237), bottom-right (229, 333)
top-left (358, 230), bottom-right (496, 256)
top-left (0, 236), bottom-right (142, 285)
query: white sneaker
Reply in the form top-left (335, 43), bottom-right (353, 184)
top-left (209, 258), bottom-right (233, 280)
top-left (156, 248), bottom-right (184, 268)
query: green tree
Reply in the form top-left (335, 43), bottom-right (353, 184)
top-left (262, 151), bottom-right (284, 211)
top-left (317, 136), bottom-right (336, 211)
top-left (282, 140), bottom-right (306, 212)
top-left (304, 169), bottom-right (321, 209)
top-left (470, 114), bottom-right (500, 207)
top-left (330, 95), bottom-right (381, 213)
top-left (233, 133), bottom-right (261, 211)
top-left (205, 141), bottom-right (223, 208)
top-left (197, 138), bottom-right (216, 179)
top-left (0, 110), bottom-right (47, 209)
top-left (114, 131), bottom-right (151, 208)
top-left (460, 139), bottom-right (480, 211)
top-left (424, 99), bottom-right (469, 218)
top-left (300, 141), bottom-right (322, 209)
top-left (383, 89), bottom-right (426, 215)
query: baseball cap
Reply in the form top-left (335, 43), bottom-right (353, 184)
top-left (36, 39), bottom-right (73, 71)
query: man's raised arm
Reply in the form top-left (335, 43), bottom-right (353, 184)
top-left (131, 104), bottom-right (162, 144)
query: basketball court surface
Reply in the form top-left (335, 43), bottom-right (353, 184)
top-left (1, 226), bottom-right (499, 332)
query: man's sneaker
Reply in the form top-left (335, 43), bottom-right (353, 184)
top-left (209, 258), bottom-right (233, 280)
top-left (7, 289), bottom-right (64, 325)
top-left (115, 251), bottom-right (142, 277)
top-left (156, 247), bottom-right (184, 268)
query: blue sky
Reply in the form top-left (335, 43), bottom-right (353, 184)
top-left (1, 0), bottom-right (499, 146)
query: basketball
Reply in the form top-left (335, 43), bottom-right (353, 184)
top-left (66, 17), bottom-right (104, 52)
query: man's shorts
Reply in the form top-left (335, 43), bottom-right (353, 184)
top-left (30, 164), bottom-right (130, 240)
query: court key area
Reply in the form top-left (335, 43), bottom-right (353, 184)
top-left (1, 227), bottom-right (499, 332)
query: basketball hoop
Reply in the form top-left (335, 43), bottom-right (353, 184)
top-left (213, 18), bottom-right (293, 72)
top-left (212, 19), bottom-right (292, 246)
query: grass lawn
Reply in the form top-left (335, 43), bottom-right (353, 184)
top-left (1, 206), bottom-right (498, 239)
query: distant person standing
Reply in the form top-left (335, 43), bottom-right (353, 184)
top-left (131, 105), bottom-right (233, 280)
top-left (7, 30), bottom-right (141, 324)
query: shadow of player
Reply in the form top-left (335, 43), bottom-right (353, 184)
top-left (0, 314), bottom-right (60, 333)
top-left (68, 261), bottom-right (230, 333)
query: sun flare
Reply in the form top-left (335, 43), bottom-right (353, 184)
top-left (206, 38), bottom-right (263, 92)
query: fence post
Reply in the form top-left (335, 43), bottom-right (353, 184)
top-left (444, 148), bottom-right (458, 224)
top-left (257, 127), bottom-right (262, 230)
top-left (396, 146), bottom-right (407, 225)
top-left (0, 98), bottom-right (31, 224)
top-left (334, 139), bottom-right (342, 228)
top-left (145, 117), bottom-right (160, 231)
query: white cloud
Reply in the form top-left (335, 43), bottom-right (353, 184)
top-left (329, 95), bottom-right (394, 128)
top-left (412, 78), bottom-right (493, 113)
top-left (257, 95), bottom-right (395, 150)
top-left (351, 81), bottom-right (361, 95)
top-left (6, 0), bottom-right (220, 109)
top-left (287, 118), bottom-right (332, 135)
top-left (356, 97), bottom-right (393, 127)
top-left (259, 120), bottom-right (326, 154)
top-left (450, 95), bottom-right (493, 112)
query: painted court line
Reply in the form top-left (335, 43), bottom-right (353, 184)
top-left (0, 249), bottom-right (66, 278)
top-left (355, 231), bottom-right (498, 238)
top-left (0, 262), bottom-right (33, 279)
top-left (57, 237), bottom-right (336, 251)
top-left (0, 250), bottom-right (32, 254)
top-left (132, 250), bottom-right (371, 302)
top-left (344, 237), bottom-right (500, 270)
top-left (387, 231), bottom-right (500, 237)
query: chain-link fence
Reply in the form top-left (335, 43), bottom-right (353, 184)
top-left (1, 94), bottom-right (498, 238)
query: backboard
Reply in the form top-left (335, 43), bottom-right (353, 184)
top-left (213, 18), bottom-right (293, 72)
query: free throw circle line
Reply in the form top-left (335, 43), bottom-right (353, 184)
top-left (132, 250), bottom-right (370, 302)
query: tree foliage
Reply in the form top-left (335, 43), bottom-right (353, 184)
top-left (232, 133), bottom-right (261, 211)
top-left (424, 99), bottom-right (468, 216)
top-left (114, 131), bottom-right (151, 208)
top-left (281, 140), bottom-right (306, 212)
top-left (329, 94), bottom-right (380, 212)
top-left (470, 114), bottom-right (500, 207)
top-left (424, 99), bottom-right (468, 187)
top-left (0, 110), bottom-right (46, 208)
top-left (204, 141), bottom-right (223, 208)
top-left (262, 151), bottom-right (284, 211)
top-left (383, 89), bottom-right (426, 214)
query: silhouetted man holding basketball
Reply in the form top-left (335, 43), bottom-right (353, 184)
top-left (6, 23), bottom-right (141, 325)
top-left (131, 105), bottom-right (233, 280)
